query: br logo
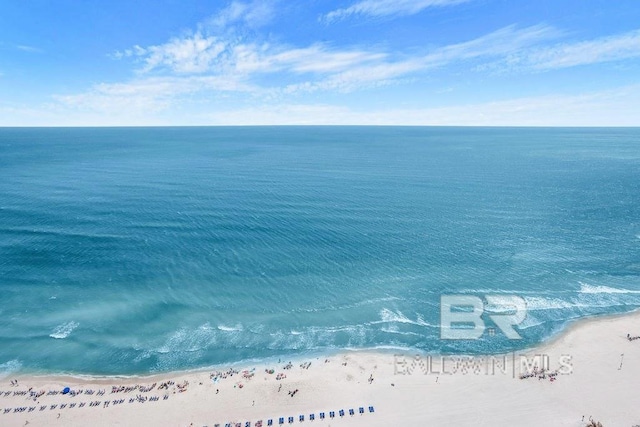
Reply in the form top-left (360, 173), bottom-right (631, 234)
top-left (440, 295), bottom-right (526, 340)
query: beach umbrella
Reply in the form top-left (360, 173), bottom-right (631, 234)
top-left (62, 387), bottom-right (70, 394)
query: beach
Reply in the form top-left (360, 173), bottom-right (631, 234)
top-left (2, 311), bottom-right (639, 427)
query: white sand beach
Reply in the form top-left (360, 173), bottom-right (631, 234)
top-left (2, 311), bottom-right (640, 427)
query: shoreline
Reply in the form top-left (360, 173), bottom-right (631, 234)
top-left (2, 309), bottom-right (640, 425)
top-left (9, 307), bottom-right (640, 382)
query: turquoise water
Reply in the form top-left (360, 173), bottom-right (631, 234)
top-left (0, 126), bottom-right (639, 376)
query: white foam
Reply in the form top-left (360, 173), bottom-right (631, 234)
top-left (524, 296), bottom-right (577, 311)
top-left (518, 316), bottom-right (546, 330)
top-left (579, 282), bottom-right (640, 294)
top-left (217, 323), bottom-right (243, 332)
top-left (157, 323), bottom-right (217, 354)
top-left (49, 321), bottom-right (79, 339)
top-left (0, 360), bottom-right (22, 379)
top-left (375, 308), bottom-right (431, 327)
top-left (379, 327), bottom-right (422, 337)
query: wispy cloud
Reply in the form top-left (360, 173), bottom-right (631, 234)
top-left (16, 44), bottom-right (43, 53)
top-left (66, 24), bottom-right (562, 113)
top-left (139, 34), bottom-right (227, 74)
top-left (205, 0), bottom-right (275, 29)
top-left (522, 28), bottom-right (640, 70)
top-left (323, 0), bottom-right (471, 22)
top-left (112, 0), bottom-right (277, 74)
top-left (113, 2), bottom-right (639, 98)
top-left (65, 0), bottom-right (640, 123)
top-left (267, 45), bottom-right (387, 73)
top-left (281, 59), bottom-right (423, 93)
top-left (421, 24), bottom-right (560, 66)
top-left (54, 75), bottom-right (256, 114)
top-left (280, 25), bottom-right (558, 94)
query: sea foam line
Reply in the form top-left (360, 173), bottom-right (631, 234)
top-left (579, 282), bottom-right (640, 294)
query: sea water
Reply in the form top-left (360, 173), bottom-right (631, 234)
top-left (0, 126), bottom-right (639, 375)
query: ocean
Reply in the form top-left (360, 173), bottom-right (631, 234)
top-left (0, 126), bottom-right (639, 376)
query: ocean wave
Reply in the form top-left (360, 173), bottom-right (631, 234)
top-left (0, 360), bottom-right (22, 379)
top-left (374, 308), bottom-right (432, 327)
top-left (524, 296), bottom-right (578, 311)
top-left (379, 327), bottom-right (422, 337)
top-left (157, 323), bottom-right (217, 354)
top-left (49, 321), bottom-right (79, 339)
top-left (579, 282), bottom-right (640, 294)
top-left (286, 296), bottom-right (402, 315)
top-left (217, 324), bottom-right (243, 332)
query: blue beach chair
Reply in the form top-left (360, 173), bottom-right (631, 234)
top-left (299, 415), bottom-right (304, 422)
top-left (309, 413), bottom-right (315, 421)
top-left (339, 409), bottom-right (344, 417)
top-left (369, 406), bottom-right (375, 413)
top-left (267, 420), bottom-right (273, 426)
top-left (288, 416), bottom-right (293, 424)
top-left (359, 407), bottom-right (364, 414)
top-left (319, 412), bottom-right (325, 420)
top-left (278, 417), bottom-right (284, 425)
top-left (329, 411), bottom-right (335, 418)
top-left (349, 409), bottom-right (354, 416)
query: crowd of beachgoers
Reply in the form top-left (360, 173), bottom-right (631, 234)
top-left (0, 378), bottom-right (176, 416)
top-left (0, 357), bottom-right (374, 426)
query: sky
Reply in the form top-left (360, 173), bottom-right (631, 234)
top-left (1, 0), bottom-right (640, 126)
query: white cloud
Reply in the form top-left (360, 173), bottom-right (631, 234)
top-left (281, 59), bottom-right (422, 93)
top-left (139, 34), bottom-right (227, 74)
top-left (120, 35), bottom-right (392, 82)
top-left (62, 4), bottom-right (640, 124)
top-left (421, 25), bottom-right (560, 66)
top-left (269, 45), bottom-right (387, 73)
top-left (111, 2), bottom-right (637, 99)
top-left (53, 75), bottom-right (256, 115)
top-left (522, 29), bottom-right (640, 70)
top-left (60, 24), bottom-right (565, 113)
top-left (323, 0), bottom-right (471, 22)
top-left (279, 25), bottom-right (558, 94)
top-left (112, 0), bottom-right (277, 74)
top-left (206, 0), bottom-right (275, 29)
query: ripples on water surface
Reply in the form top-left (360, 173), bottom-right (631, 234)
top-left (0, 127), bottom-right (639, 375)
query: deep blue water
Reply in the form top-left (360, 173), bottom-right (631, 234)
top-left (0, 126), bottom-right (639, 376)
